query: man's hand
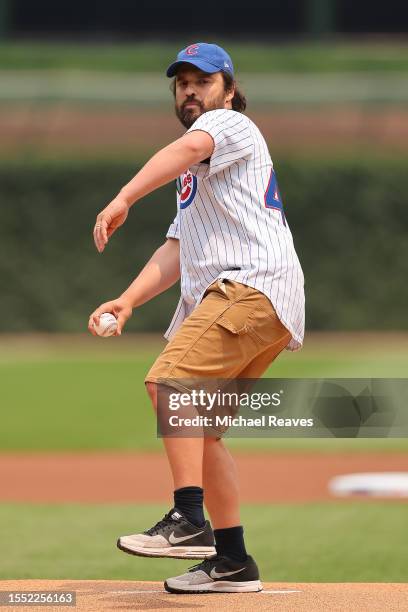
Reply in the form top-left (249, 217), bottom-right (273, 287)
top-left (93, 196), bottom-right (130, 253)
top-left (88, 297), bottom-right (133, 336)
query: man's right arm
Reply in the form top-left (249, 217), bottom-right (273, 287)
top-left (93, 130), bottom-right (214, 253)
top-left (88, 238), bottom-right (180, 335)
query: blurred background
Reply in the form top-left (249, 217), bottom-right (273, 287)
top-left (1, 0), bottom-right (408, 332)
top-left (1, 0), bottom-right (408, 586)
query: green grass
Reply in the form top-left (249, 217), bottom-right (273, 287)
top-left (0, 502), bottom-right (406, 582)
top-left (1, 41), bottom-right (408, 73)
top-left (1, 334), bottom-right (408, 452)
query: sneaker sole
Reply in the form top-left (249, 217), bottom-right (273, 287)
top-left (117, 539), bottom-right (216, 560)
top-left (164, 579), bottom-right (263, 593)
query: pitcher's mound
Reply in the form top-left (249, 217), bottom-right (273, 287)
top-left (0, 580), bottom-right (407, 611)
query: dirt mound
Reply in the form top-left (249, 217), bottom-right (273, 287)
top-left (0, 579), bottom-right (406, 611)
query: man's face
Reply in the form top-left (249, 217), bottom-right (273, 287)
top-left (174, 65), bottom-right (233, 129)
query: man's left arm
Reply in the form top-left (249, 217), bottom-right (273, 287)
top-left (93, 131), bottom-right (214, 252)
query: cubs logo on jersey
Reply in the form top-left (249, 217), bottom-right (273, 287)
top-left (177, 169), bottom-right (198, 209)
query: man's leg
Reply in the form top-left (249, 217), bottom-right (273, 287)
top-left (203, 437), bottom-right (240, 528)
top-left (202, 437), bottom-right (248, 563)
top-left (146, 384), bottom-right (247, 560)
top-left (146, 381), bottom-right (204, 490)
top-left (116, 381), bottom-right (215, 559)
top-left (199, 337), bottom-right (292, 565)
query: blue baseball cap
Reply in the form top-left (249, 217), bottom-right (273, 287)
top-left (166, 43), bottom-right (234, 78)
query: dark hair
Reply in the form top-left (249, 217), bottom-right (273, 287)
top-left (170, 71), bottom-right (247, 113)
top-left (222, 72), bottom-right (247, 113)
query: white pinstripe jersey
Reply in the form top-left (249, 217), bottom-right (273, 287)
top-left (165, 109), bottom-right (305, 351)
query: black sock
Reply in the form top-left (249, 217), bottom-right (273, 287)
top-left (173, 486), bottom-right (205, 527)
top-left (214, 526), bottom-right (247, 562)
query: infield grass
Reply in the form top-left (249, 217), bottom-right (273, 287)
top-left (1, 333), bottom-right (408, 452)
top-left (0, 502), bottom-right (405, 582)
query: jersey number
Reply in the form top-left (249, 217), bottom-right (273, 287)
top-left (264, 169), bottom-right (286, 224)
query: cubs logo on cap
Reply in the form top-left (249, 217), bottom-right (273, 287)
top-left (166, 43), bottom-right (234, 78)
top-left (185, 44), bottom-right (199, 56)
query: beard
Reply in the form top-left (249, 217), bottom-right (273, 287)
top-left (175, 93), bottom-right (226, 129)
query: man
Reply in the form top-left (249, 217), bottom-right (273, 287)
top-left (89, 43), bottom-right (305, 594)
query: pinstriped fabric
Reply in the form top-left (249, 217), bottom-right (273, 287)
top-left (165, 109), bottom-right (305, 351)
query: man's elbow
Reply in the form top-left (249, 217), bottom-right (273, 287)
top-left (179, 131), bottom-right (214, 163)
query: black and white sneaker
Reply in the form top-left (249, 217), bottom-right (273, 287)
top-left (164, 554), bottom-right (262, 593)
top-left (117, 508), bottom-right (215, 559)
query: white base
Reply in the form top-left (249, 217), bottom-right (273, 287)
top-left (329, 472), bottom-right (408, 497)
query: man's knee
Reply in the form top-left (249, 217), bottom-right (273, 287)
top-left (145, 381), bottom-right (158, 409)
top-left (145, 381), bottom-right (182, 412)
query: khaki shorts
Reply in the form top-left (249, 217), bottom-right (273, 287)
top-left (145, 279), bottom-right (291, 389)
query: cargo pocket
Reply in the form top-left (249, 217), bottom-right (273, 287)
top-left (217, 315), bottom-right (248, 335)
top-left (215, 286), bottom-right (290, 348)
top-left (216, 296), bottom-right (256, 336)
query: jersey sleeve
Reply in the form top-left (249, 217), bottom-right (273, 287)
top-left (166, 212), bottom-right (180, 240)
top-left (187, 109), bottom-right (254, 176)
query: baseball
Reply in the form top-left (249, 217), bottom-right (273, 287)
top-left (93, 312), bottom-right (118, 337)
